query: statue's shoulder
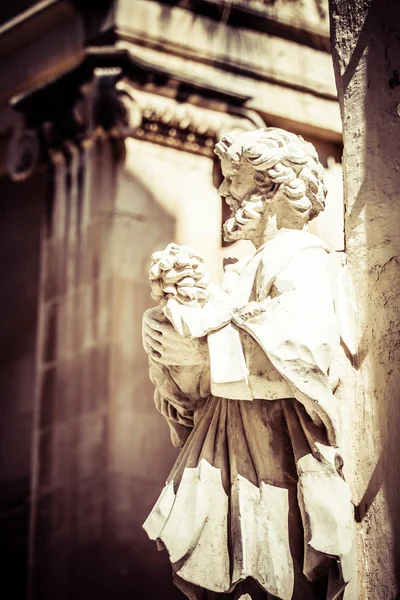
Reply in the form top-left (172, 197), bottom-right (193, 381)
top-left (291, 229), bottom-right (331, 253)
top-left (258, 229), bottom-right (330, 266)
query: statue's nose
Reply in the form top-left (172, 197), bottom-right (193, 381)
top-left (218, 180), bottom-right (229, 196)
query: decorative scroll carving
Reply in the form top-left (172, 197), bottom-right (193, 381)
top-left (7, 66), bottom-right (143, 176)
top-left (38, 68), bottom-right (142, 150)
top-left (134, 107), bottom-right (218, 157)
top-left (6, 64), bottom-right (251, 179)
top-left (118, 86), bottom-right (253, 157)
top-left (142, 127), bottom-right (354, 600)
top-left (74, 68), bottom-right (142, 137)
top-left (6, 126), bottom-right (39, 181)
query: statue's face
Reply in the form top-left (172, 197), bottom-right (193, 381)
top-left (218, 156), bottom-right (265, 242)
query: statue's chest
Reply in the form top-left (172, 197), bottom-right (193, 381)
top-left (226, 253), bottom-right (265, 308)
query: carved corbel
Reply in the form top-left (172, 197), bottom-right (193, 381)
top-left (73, 67), bottom-right (142, 138)
top-left (9, 65), bottom-right (143, 162)
top-left (7, 124), bottom-right (40, 181)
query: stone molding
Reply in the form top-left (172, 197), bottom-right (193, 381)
top-left (123, 0), bottom-right (330, 52)
top-left (6, 65), bottom-right (141, 179)
top-left (5, 51), bottom-right (256, 179)
top-left (118, 85), bottom-right (253, 157)
top-left (17, 66), bottom-right (141, 145)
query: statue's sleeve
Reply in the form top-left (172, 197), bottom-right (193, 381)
top-left (235, 246), bottom-right (342, 445)
top-left (148, 356), bottom-right (210, 448)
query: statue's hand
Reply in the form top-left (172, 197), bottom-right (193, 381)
top-left (143, 307), bottom-right (209, 366)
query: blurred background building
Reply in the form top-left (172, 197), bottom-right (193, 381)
top-left (0, 1), bottom-right (343, 599)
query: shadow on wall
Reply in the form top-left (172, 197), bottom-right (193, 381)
top-left (334, 0), bottom-right (400, 594)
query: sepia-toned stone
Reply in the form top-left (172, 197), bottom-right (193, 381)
top-left (143, 128), bottom-right (355, 599)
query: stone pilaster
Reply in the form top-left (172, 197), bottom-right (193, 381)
top-left (23, 64), bottom-right (181, 599)
top-left (329, 1), bottom-right (400, 597)
top-left (29, 108), bottom-right (127, 600)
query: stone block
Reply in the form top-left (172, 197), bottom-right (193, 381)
top-left (110, 352), bottom-right (154, 414)
top-left (75, 413), bottom-right (107, 482)
top-left (72, 476), bottom-right (106, 532)
top-left (37, 423), bottom-right (75, 492)
top-left (42, 299), bottom-right (58, 364)
top-left (77, 284), bottom-right (95, 353)
top-left (40, 359), bottom-right (83, 426)
top-left (39, 365), bottom-right (57, 428)
top-left (108, 408), bottom-right (178, 482)
top-left (90, 343), bottom-right (111, 410)
top-left (34, 489), bottom-right (69, 558)
top-left (92, 278), bottom-right (112, 345)
top-left (89, 217), bottom-right (113, 281)
top-left (111, 279), bottom-right (149, 357)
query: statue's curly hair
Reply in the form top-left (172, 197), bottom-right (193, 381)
top-left (215, 127), bottom-right (326, 222)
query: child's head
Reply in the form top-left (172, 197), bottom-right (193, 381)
top-left (149, 243), bottom-right (210, 307)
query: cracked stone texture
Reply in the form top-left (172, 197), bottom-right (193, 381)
top-left (330, 0), bottom-right (400, 598)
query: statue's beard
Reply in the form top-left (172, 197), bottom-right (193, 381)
top-left (222, 192), bottom-right (265, 242)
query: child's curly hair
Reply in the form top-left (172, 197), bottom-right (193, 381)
top-left (149, 243), bottom-right (210, 307)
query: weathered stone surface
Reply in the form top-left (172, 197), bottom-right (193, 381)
top-left (0, 2), bottom-right (345, 598)
top-left (329, 1), bottom-right (400, 598)
top-left (0, 172), bottom-right (43, 600)
top-left (117, 1), bottom-right (335, 97)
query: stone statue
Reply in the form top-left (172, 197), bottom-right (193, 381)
top-left (142, 128), bottom-right (354, 600)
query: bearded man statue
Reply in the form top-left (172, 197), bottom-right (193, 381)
top-left (142, 128), bottom-right (354, 600)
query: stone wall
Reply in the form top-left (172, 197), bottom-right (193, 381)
top-left (330, 0), bottom-right (400, 597)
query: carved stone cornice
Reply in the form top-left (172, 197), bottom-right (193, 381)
top-left (159, 0), bottom-right (330, 50)
top-left (4, 47), bottom-right (256, 178)
top-left (10, 47), bottom-right (250, 133)
top-left (134, 108), bottom-right (218, 157)
top-left (119, 87), bottom-right (253, 158)
top-left (5, 64), bottom-right (143, 178)
top-left (12, 65), bottom-right (141, 146)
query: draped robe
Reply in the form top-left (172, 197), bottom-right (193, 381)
top-left (143, 229), bottom-right (354, 600)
